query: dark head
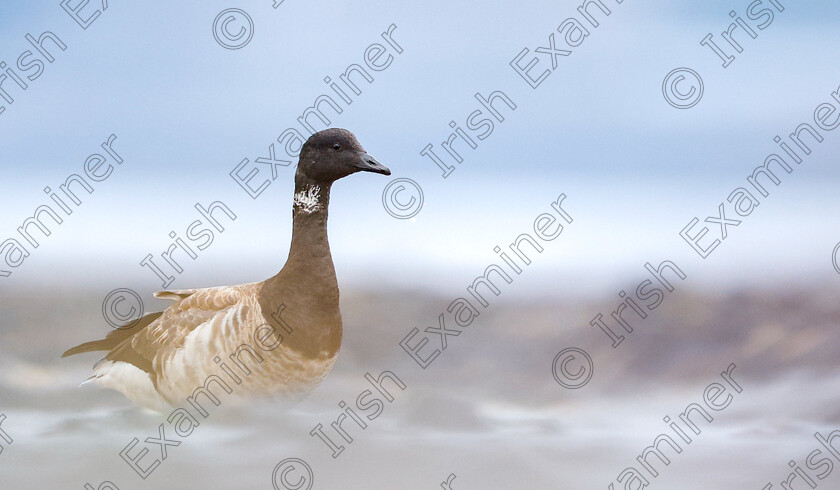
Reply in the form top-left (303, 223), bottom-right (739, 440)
top-left (296, 128), bottom-right (390, 184)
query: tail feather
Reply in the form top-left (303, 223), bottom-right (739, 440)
top-left (79, 374), bottom-right (101, 386)
top-left (62, 339), bottom-right (112, 358)
top-left (62, 312), bottom-right (163, 358)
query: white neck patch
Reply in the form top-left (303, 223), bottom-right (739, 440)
top-left (293, 185), bottom-right (322, 214)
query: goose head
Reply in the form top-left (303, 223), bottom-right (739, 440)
top-left (296, 128), bottom-right (390, 184)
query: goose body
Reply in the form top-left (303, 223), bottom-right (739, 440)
top-left (63, 128), bottom-right (391, 411)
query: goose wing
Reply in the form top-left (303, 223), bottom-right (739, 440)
top-left (103, 286), bottom-right (251, 376)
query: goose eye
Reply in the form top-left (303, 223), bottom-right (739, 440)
top-left (332, 143), bottom-right (341, 150)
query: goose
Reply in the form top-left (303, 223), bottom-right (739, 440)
top-left (62, 128), bottom-right (391, 412)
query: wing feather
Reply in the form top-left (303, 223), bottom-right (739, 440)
top-left (102, 286), bottom-right (248, 377)
top-left (153, 289), bottom-right (198, 301)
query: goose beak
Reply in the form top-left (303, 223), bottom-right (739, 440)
top-left (356, 152), bottom-right (391, 175)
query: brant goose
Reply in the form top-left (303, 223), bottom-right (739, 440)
top-left (63, 128), bottom-right (391, 411)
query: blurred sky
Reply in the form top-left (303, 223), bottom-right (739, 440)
top-left (1, 0), bottom-right (839, 300)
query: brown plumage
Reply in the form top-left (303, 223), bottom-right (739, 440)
top-left (62, 128), bottom-right (391, 411)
